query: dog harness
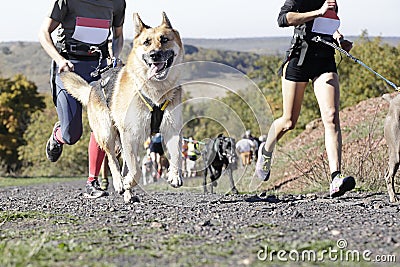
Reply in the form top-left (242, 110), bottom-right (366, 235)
top-left (138, 91), bottom-right (170, 134)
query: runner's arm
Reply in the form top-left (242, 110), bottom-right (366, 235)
top-left (278, 0), bottom-right (337, 27)
top-left (112, 25), bottom-right (124, 61)
top-left (38, 17), bottom-right (74, 72)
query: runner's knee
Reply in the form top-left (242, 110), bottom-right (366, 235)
top-left (281, 117), bottom-right (296, 132)
top-left (321, 108), bottom-right (339, 130)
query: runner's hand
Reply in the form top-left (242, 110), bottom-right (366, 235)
top-left (112, 57), bottom-right (123, 68)
top-left (57, 59), bottom-right (74, 73)
top-left (319, 0), bottom-right (336, 16)
top-left (340, 39), bottom-right (353, 52)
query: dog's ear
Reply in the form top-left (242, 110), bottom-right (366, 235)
top-left (161, 12), bottom-right (172, 29)
top-left (133, 13), bottom-right (150, 37)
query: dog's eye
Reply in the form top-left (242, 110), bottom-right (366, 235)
top-left (143, 39), bottom-right (151, 46)
top-left (160, 36), bottom-right (169, 44)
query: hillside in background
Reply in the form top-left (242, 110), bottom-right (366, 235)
top-left (0, 38), bottom-right (267, 94)
top-left (183, 36), bottom-right (400, 55)
top-left (1, 37), bottom-right (399, 95)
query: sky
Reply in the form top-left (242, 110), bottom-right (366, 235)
top-left (0, 0), bottom-right (399, 42)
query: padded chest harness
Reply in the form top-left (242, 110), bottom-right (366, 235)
top-left (99, 73), bottom-right (170, 134)
top-left (100, 77), bottom-right (170, 135)
top-left (138, 91), bottom-right (170, 134)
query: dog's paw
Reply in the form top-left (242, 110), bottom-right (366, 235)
top-left (389, 195), bottom-right (399, 203)
top-left (113, 178), bottom-right (124, 195)
top-left (167, 172), bottom-right (183, 188)
top-left (123, 173), bottom-right (139, 190)
top-left (123, 190), bottom-right (140, 203)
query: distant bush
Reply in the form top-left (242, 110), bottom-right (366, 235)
top-left (1, 46), bottom-right (11, 55)
top-left (0, 75), bottom-right (45, 174)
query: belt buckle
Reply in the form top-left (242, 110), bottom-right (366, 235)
top-left (70, 44), bottom-right (77, 53)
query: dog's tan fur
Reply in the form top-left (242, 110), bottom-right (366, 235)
top-left (383, 93), bottom-right (400, 203)
top-left (60, 12), bottom-right (184, 202)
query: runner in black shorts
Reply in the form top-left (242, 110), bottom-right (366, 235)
top-left (284, 53), bottom-right (337, 82)
top-left (149, 139), bottom-right (164, 156)
top-left (256, 0), bottom-right (356, 198)
top-left (149, 133), bottom-right (164, 179)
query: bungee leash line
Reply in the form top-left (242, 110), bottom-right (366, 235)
top-left (314, 36), bottom-right (399, 92)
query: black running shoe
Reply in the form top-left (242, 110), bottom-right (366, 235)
top-left (330, 174), bottom-right (356, 198)
top-left (85, 179), bottom-right (109, 198)
top-left (46, 122), bottom-right (63, 162)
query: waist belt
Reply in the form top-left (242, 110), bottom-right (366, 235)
top-left (57, 41), bottom-right (109, 58)
top-left (67, 43), bottom-right (108, 57)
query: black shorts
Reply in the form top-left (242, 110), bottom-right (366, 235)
top-left (149, 142), bottom-right (164, 155)
top-left (284, 55), bottom-right (337, 82)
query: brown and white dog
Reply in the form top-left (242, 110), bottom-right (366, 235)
top-left (61, 12), bottom-right (184, 202)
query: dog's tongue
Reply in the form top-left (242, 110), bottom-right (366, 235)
top-left (148, 62), bottom-right (166, 80)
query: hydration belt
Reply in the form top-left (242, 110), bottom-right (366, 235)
top-left (56, 40), bottom-right (109, 58)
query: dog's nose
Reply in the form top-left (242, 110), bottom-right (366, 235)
top-left (149, 50), bottom-right (162, 61)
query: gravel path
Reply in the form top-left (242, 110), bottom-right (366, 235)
top-left (0, 179), bottom-right (399, 266)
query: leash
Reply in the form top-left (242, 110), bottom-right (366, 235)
top-left (314, 36), bottom-right (400, 91)
top-left (89, 46), bottom-right (104, 78)
top-left (89, 46), bottom-right (121, 78)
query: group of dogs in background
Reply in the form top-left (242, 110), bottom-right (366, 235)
top-left (61, 12), bottom-right (398, 203)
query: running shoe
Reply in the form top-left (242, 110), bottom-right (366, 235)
top-left (330, 174), bottom-right (356, 198)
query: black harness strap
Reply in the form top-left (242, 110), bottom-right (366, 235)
top-left (294, 24), bottom-right (308, 66)
top-left (150, 105), bottom-right (165, 134)
top-left (138, 91), bottom-right (170, 134)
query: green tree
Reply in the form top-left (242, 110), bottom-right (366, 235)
top-left (18, 94), bottom-right (90, 177)
top-left (0, 75), bottom-right (45, 174)
top-left (338, 33), bottom-right (400, 107)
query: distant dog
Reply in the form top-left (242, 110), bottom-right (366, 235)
top-left (203, 134), bottom-right (239, 194)
top-left (61, 12), bottom-right (184, 202)
top-left (383, 93), bottom-right (400, 203)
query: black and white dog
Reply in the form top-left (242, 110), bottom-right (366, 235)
top-left (203, 134), bottom-right (238, 194)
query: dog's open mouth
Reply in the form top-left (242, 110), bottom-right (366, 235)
top-left (144, 50), bottom-right (175, 81)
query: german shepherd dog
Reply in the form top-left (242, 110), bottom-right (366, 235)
top-left (60, 12), bottom-right (184, 202)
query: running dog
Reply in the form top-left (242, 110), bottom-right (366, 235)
top-left (203, 134), bottom-right (239, 194)
top-left (383, 93), bottom-right (400, 203)
top-left (60, 12), bottom-right (184, 202)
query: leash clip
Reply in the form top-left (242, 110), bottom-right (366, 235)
top-left (89, 46), bottom-right (101, 54)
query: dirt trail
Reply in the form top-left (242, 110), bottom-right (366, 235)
top-left (0, 179), bottom-right (399, 266)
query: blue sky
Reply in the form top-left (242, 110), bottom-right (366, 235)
top-left (1, 0), bottom-right (399, 42)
